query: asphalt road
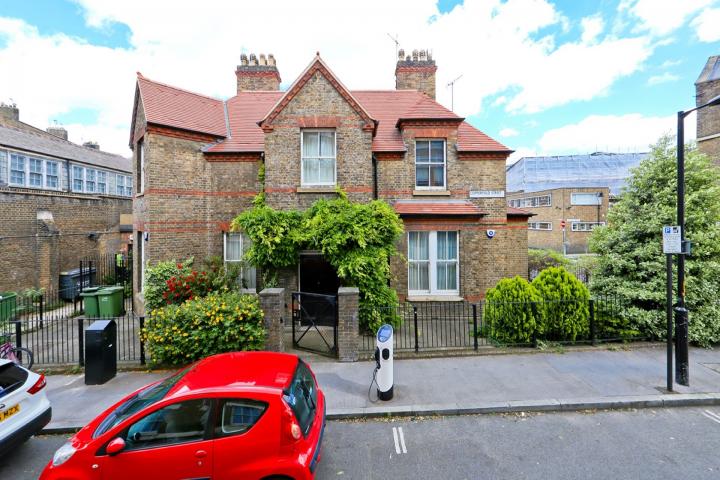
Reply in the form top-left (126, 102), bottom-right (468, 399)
top-left (3, 407), bottom-right (719, 479)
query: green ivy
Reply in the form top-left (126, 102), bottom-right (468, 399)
top-left (231, 191), bottom-right (404, 331)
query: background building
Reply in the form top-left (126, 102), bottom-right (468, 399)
top-left (696, 55), bottom-right (720, 164)
top-left (506, 152), bottom-right (646, 254)
top-left (0, 104), bottom-right (133, 293)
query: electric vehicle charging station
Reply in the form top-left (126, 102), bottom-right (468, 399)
top-left (375, 323), bottom-right (394, 400)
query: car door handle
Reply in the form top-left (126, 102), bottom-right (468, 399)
top-left (195, 450), bottom-right (208, 459)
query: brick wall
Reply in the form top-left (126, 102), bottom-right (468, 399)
top-left (507, 187), bottom-right (609, 253)
top-left (0, 187), bottom-right (131, 292)
top-left (696, 78), bottom-right (720, 165)
top-left (264, 70), bottom-right (374, 209)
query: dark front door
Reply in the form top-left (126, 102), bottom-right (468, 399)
top-left (299, 253), bottom-right (340, 295)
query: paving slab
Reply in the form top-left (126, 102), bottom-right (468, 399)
top-left (41, 345), bottom-right (720, 432)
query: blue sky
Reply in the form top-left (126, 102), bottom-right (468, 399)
top-left (0, 0), bottom-right (718, 158)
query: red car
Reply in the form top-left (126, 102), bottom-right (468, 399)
top-left (41, 352), bottom-right (326, 480)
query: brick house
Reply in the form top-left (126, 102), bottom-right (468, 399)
top-left (0, 104), bottom-right (133, 293)
top-left (129, 50), bottom-right (531, 314)
top-left (696, 55), bottom-right (720, 164)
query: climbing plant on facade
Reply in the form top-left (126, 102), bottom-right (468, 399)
top-left (231, 190), bottom-right (404, 331)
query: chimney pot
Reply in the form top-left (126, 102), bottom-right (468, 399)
top-left (398, 48), bottom-right (405, 60)
top-left (235, 52), bottom-right (281, 92)
top-left (419, 50), bottom-right (427, 61)
top-left (83, 141), bottom-right (100, 150)
top-left (412, 49), bottom-right (419, 61)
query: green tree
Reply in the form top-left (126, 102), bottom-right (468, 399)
top-left (589, 136), bottom-right (720, 347)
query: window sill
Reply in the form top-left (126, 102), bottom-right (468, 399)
top-left (296, 187), bottom-right (337, 194)
top-left (413, 189), bottom-right (451, 196)
top-left (407, 295), bottom-right (464, 302)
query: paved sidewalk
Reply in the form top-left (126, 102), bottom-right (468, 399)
top-left (43, 345), bottom-right (720, 433)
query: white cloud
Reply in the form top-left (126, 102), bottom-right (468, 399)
top-left (647, 72), bottom-right (680, 86)
top-left (580, 14), bottom-right (604, 44)
top-left (537, 113), bottom-right (696, 154)
top-left (620, 0), bottom-right (714, 36)
top-left (499, 128), bottom-right (519, 137)
top-left (692, 7), bottom-right (720, 42)
top-left (507, 147), bottom-right (537, 165)
top-left (0, 0), bottom-right (660, 156)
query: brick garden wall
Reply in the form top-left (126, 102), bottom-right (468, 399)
top-left (0, 187), bottom-right (131, 292)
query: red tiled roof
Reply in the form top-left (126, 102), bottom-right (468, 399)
top-left (136, 74), bottom-right (227, 137)
top-left (507, 206), bottom-right (535, 217)
top-left (205, 91), bottom-right (282, 153)
top-left (134, 68), bottom-right (510, 155)
top-left (393, 201), bottom-right (486, 216)
top-left (457, 122), bottom-right (511, 153)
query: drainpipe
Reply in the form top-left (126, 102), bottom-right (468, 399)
top-left (372, 154), bottom-right (378, 200)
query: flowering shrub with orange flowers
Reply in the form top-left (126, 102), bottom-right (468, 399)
top-left (141, 291), bottom-right (265, 366)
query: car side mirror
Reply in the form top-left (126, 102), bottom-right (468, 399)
top-left (106, 437), bottom-right (126, 456)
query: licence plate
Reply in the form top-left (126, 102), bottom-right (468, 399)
top-left (0, 404), bottom-right (20, 422)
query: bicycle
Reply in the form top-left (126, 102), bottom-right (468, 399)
top-left (0, 336), bottom-right (34, 369)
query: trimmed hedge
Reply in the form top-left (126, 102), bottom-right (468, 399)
top-left (485, 276), bottom-right (540, 344)
top-left (531, 267), bottom-right (590, 341)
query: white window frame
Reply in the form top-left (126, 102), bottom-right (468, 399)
top-left (126, 175), bottom-right (133, 196)
top-left (571, 222), bottom-right (605, 232)
top-left (408, 230), bottom-right (459, 296)
top-left (96, 170), bottom-right (107, 194)
top-left (571, 192), bottom-right (602, 205)
top-left (28, 157), bottom-right (43, 188)
top-left (9, 153), bottom-right (26, 186)
top-left (415, 139), bottom-right (447, 190)
top-left (223, 232), bottom-right (257, 291)
top-left (72, 165), bottom-right (84, 192)
top-left (136, 138), bottom-right (145, 195)
top-left (511, 194), bottom-right (552, 208)
top-left (529, 222), bottom-right (553, 231)
top-left (45, 160), bottom-right (59, 189)
top-left (300, 129), bottom-right (336, 187)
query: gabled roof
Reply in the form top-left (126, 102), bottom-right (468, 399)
top-left (205, 91), bottom-right (282, 153)
top-left (258, 54), bottom-right (376, 132)
top-left (0, 122), bottom-right (130, 173)
top-left (133, 55), bottom-right (511, 156)
top-left (696, 55), bottom-right (720, 84)
top-left (135, 73), bottom-right (227, 138)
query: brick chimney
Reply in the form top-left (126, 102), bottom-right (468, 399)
top-left (47, 126), bottom-right (68, 140)
top-left (83, 141), bottom-right (100, 150)
top-left (236, 53), bottom-right (281, 93)
top-left (0, 102), bottom-right (19, 122)
top-left (395, 49), bottom-right (437, 99)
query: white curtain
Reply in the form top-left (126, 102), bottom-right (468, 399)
top-left (436, 232), bottom-right (457, 291)
top-left (302, 131), bottom-right (335, 185)
top-left (409, 232), bottom-right (430, 291)
top-left (225, 233), bottom-right (243, 261)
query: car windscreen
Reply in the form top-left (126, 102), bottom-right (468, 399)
top-left (0, 363), bottom-right (28, 399)
top-left (93, 367), bottom-right (190, 438)
top-left (283, 361), bottom-right (317, 436)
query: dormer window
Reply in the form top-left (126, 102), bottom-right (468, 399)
top-left (301, 130), bottom-right (336, 186)
top-left (415, 139), bottom-right (446, 189)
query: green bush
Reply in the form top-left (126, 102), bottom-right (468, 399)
top-left (531, 267), bottom-right (590, 341)
top-left (141, 291), bottom-right (265, 366)
top-left (142, 258), bottom-right (194, 311)
top-left (484, 276), bottom-right (540, 344)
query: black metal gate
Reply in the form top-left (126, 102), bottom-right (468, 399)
top-left (291, 292), bottom-right (338, 357)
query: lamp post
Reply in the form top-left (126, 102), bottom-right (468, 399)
top-left (675, 93), bottom-right (720, 386)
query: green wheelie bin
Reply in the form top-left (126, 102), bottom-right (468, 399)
top-left (80, 287), bottom-right (103, 318)
top-left (97, 286), bottom-right (124, 317)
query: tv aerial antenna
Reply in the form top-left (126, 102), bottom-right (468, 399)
top-left (447, 74), bottom-right (463, 111)
top-left (387, 33), bottom-right (400, 59)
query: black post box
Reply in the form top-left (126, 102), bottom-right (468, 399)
top-left (85, 320), bottom-right (117, 385)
